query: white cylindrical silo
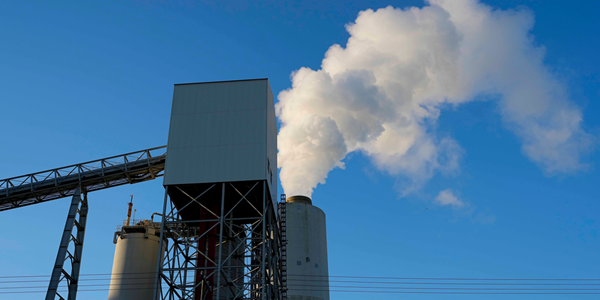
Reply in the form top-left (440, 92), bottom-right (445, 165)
top-left (285, 195), bottom-right (329, 300)
top-left (108, 222), bottom-right (163, 300)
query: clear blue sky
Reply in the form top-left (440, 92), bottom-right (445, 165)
top-left (0, 1), bottom-right (599, 299)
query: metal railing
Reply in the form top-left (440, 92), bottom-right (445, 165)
top-left (0, 146), bottom-right (167, 211)
top-left (117, 219), bottom-right (162, 231)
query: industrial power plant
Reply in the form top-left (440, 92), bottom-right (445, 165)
top-left (0, 79), bottom-right (330, 300)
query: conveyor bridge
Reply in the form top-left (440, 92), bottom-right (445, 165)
top-left (0, 145), bottom-right (166, 211)
top-left (0, 145), bottom-right (167, 300)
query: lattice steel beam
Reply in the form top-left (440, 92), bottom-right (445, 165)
top-left (0, 146), bottom-right (166, 211)
top-left (154, 181), bottom-right (284, 300)
top-left (45, 187), bottom-right (88, 300)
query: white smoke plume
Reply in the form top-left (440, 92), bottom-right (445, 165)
top-left (277, 0), bottom-right (592, 197)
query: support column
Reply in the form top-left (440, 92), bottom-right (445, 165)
top-left (215, 183), bottom-right (226, 300)
top-left (153, 187), bottom-right (169, 300)
top-left (261, 182), bottom-right (266, 300)
top-left (46, 187), bottom-right (89, 300)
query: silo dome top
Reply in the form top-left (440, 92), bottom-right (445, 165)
top-left (286, 195), bottom-right (312, 205)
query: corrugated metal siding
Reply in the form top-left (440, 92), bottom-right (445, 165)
top-left (164, 79), bottom-right (271, 186)
top-left (266, 81), bottom-right (278, 203)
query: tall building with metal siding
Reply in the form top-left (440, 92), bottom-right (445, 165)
top-left (266, 80), bottom-right (278, 206)
top-left (156, 79), bottom-right (283, 300)
top-left (163, 78), bottom-right (277, 206)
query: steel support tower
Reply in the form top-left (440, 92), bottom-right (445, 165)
top-left (155, 78), bottom-right (282, 300)
top-left (153, 181), bottom-right (284, 300)
top-left (45, 187), bottom-right (88, 300)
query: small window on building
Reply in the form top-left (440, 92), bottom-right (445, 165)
top-left (306, 257), bottom-right (310, 263)
top-left (315, 263), bottom-right (319, 268)
top-left (297, 261), bottom-right (301, 266)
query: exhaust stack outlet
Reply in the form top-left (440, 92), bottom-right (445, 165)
top-left (285, 195), bottom-right (330, 300)
top-left (286, 195), bottom-right (312, 204)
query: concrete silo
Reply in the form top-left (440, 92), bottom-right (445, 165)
top-left (285, 195), bottom-right (330, 300)
top-left (108, 219), bottom-right (164, 300)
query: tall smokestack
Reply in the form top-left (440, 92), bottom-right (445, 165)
top-left (285, 195), bottom-right (330, 300)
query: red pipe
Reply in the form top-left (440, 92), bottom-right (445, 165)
top-left (195, 204), bottom-right (219, 300)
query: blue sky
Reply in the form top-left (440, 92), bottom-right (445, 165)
top-left (0, 1), bottom-right (599, 299)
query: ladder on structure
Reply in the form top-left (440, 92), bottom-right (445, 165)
top-left (278, 194), bottom-right (288, 300)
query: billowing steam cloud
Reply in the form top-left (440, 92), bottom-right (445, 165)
top-left (277, 0), bottom-right (592, 197)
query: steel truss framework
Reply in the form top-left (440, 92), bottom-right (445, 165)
top-left (154, 181), bottom-right (284, 300)
top-left (0, 146), bottom-right (167, 300)
top-left (0, 146), bottom-right (166, 211)
top-left (45, 187), bottom-right (89, 300)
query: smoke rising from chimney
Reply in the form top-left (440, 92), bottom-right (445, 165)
top-left (277, 0), bottom-right (592, 197)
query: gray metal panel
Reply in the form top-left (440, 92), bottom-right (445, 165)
top-left (164, 79), bottom-right (272, 186)
top-left (266, 81), bottom-right (278, 203)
